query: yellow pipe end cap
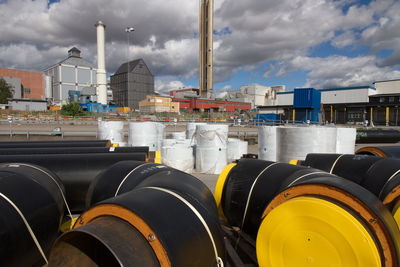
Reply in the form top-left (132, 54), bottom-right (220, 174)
top-left (256, 196), bottom-right (381, 267)
top-left (214, 163), bottom-right (236, 218)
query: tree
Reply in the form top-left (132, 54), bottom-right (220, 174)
top-left (0, 78), bottom-right (13, 104)
top-left (61, 102), bottom-right (85, 117)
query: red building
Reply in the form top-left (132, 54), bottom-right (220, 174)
top-left (0, 67), bottom-right (45, 99)
top-left (173, 98), bottom-right (251, 112)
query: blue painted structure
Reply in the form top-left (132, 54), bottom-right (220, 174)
top-left (293, 88), bottom-right (321, 108)
top-left (254, 113), bottom-right (283, 124)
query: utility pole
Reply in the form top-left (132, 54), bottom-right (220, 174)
top-left (125, 27), bottom-right (135, 107)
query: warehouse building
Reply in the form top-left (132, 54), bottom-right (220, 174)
top-left (139, 95), bottom-right (180, 113)
top-left (225, 84), bottom-right (285, 108)
top-left (258, 80), bottom-right (400, 125)
top-left (0, 67), bottom-right (45, 99)
top-left (44, 47), bottom-right (97, 104)
top-left (110, 59), bottom-right (154, 109)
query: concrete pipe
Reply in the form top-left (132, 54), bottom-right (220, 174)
top-left (50, 169), bottom-right (225, 266)
top-left (0, 140), bottom-right (112, 148)
top-left (257, 176), bottom-right (400, 267)
top-left (0, 163), bottom-right (65, 266)
top-left (0, 153), bottom-right (147, 213)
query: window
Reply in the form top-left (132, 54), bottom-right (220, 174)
top-left (389, 97), bottom-right (395, 103)
top-left (23, 88), bottom-right (31, 94)
top-left (379, 97), bottom-right (385, 103)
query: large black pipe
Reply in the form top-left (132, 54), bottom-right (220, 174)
top-left (50, 165), bottom-right (225, 266)
top-left (262, 175), bottom-right (400, 267)
top-left (0, 163), bottom-right (65, 266)
top-left (0, 146), bottom-right (149, 155)
top-left (0, 153), bottom-right (147, 213)
top-left (302, 153), bottom-right (384, 184)
top-left (218, 158), bottom-right (336, 238)
top-left (356, 129), bottom-right (400, 144)
top-left (87, 161), bottom-right (218, 216)
top-left (356, 146), bottom-right (400, 158)
top-left (0, 140), bottom-right (111, 148)
top-left (301, 153), bottom-right (400, 206)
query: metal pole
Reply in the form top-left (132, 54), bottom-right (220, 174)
top-left (125, 27), bottom-right (135, 108)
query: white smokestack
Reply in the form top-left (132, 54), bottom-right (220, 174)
top-left (95, 20), bottom-right (107, 105)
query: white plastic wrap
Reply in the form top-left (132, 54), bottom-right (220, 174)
top-left (170, 131), bottom-right (186, 140)
top-left (186, 122), bottom-right (207, 141)
top-left (195, 124), bottom-right (229, 148)
top-left (276, 126), bottom-right (337, 163)
top-left (227, 138), bottom-right (248, 162)
top-left (97, 121), bottom-right (125, 145)
top-left (128, 122), bottom-right (165, 151)
top-left (195, 147), bottom-right (227, 174)
top-left (162, 142), bottom-right (194, 173)
top-left (162, 139), bottom-right (177, 147)
top-left (258, 126), bottom-right (278, 162)
top-left (336, 127), bottom-right (356, 154)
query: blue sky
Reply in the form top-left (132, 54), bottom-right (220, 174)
top-left (1, 0), bottom-right (400, 95)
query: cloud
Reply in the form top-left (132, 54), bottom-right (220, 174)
top-left (273, 55), bottom-right (400, 88)
top-left (0, 0), bottom-right (399, 90)
top-left (155, 78), bottom-right (192, 96)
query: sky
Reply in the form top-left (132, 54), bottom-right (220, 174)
top-left (0, 0), bottom-right (400, 97)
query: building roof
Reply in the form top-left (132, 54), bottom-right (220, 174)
top-left (44, 47), bottom-right (95, 70)
top-left (373, 79), bottom-right (400, 84)
top-left (114, 58), bottom-right (152, 75)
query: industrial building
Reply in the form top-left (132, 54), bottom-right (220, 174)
top-left (0, 67), bottom-right (45, 99)
top-left (225, 84), bottom-right (285, 108)
top-left (173, 97), bottom-right (251, 112)
top-left (110, 59), bottom-right (154, 110)
top-left (139, 95), bottom-right (180, 113)
top-left (258, 79), bottom-right (400, 125)
top-left (44, 47), bottom-right (97, 104)
top-left (8, 98), bottom-right (48, 111)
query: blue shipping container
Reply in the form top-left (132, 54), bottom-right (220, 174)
top-left (295, 108), bottom-right (320, 123)
top-left (293, 88), bottom-right (321, 108)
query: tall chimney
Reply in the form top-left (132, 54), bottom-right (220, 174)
top-left (199, 0), bottom-right (214, 99)
top-left (95, 21), bottom-right (107, 105)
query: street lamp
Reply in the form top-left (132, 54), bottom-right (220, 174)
top-left (125, 27), bottom-right (135, 108)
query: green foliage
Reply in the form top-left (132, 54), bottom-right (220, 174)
top-left (61, 102), bottom-right (85, 117)
top-left (0, 78), bottom-right (13, 104)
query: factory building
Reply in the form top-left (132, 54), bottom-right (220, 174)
top-left (44, 47), bottom-right (97, 104)
top-left (173, 97), bottom-right (251, 112)
top-left (110, 58), bottom-right (154, 109)
top-left (139, 95), bottom-right (180, 113)
top-left (225, 84), bottom-right (285, 108)
top-left (258, 80), bottom-right (400, 125)
top-left (0, 67), bottom-right (45, 99)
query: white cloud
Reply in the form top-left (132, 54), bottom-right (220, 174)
top-left (273, 55), bottom-right (400, 88)
top-left (331, 31), bottom-right (356, 48)
top-left (155, 78), bottom-right (192, 95)
top-left (0, 0), bottom-right (399, 89)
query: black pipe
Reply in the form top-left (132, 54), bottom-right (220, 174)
top-left (0, 163), bottom-right (65, 266)
top-left (51, 171), bottom-right (225, 266)
top-left (87, 161), bottom-right (218, 216)
top-left (219, 158), bottom-right (336, 238)
top-left (302, 153), bottom-right (384, 184)
top-left (0, 140), bottom-right (111, 148)
top-left (49, 216), bottom-right (160, 267)
top-left (356, 129), bottom-right (400, 144)
top-left (0, 146), bottom-right (149, 155)
top-left (356, 146), bottom-right (400, 158)
top-left (0, 153), bottom-right (147, 213)
top-left (264, 176), bottom-right (400, 266)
